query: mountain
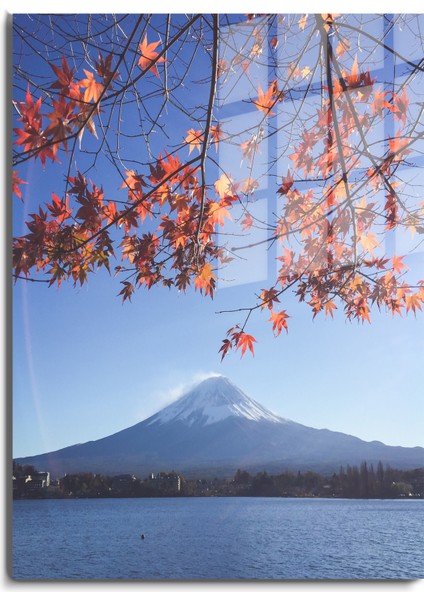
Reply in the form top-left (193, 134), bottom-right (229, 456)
top-left (15, 376), bottom-right (424, 477)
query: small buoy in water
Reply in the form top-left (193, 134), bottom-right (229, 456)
top-left (140, 533), bottom-right (145, 540)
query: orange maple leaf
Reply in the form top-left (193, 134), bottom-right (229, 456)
top-left (171, 194), bottom-right (190, 214)
top-left (219, 326), bottom-right (256, 359)
top-left (354, 298), bottom-right (371, 323)
top-left (121, 170), bottom-right (146, 201)
top-left (240, 177), bottom-right (259, 195)
top-left (389, 133), bottom-right (411, 159)
top-left (235, 332), bottom-right (257, 357)
top-left (103, 201), bottom-right (118, 225)
top-left (358, 231), bottom-right (380, 254)
top-left (269, 310), bottom-right (290, 335)
top-left (252, 83), bottom-right (275, 116)
top-left (217, 58), bottom-right (229, 78)
top-left (138, 35), bottom-right (165, 77)
top-left (321, 14), bottom-right (340, 32)
top-left (185, 129), bottom-right (203, 155)
top-left (391, 87), bottom-right (409, 124)
top-left (121, 170), bottom-right (146, 190)
top-left (194, 262), bottom-right (215, 297)
top-left (392, 255), bottom-right (408, 274)
top-left (240, 137), bottom-right (261, 163)
top-left (344, 56), bottom-right (361, 89)
top-left (336, 37), bottom-right (350, 58)
top-left (215, 173), bottom-right (233, 199)
top-left (79, 70), bottom-right (104, 103)
top-left (371, 88), bottom-right (392, 116)
top-left (208, 201), bottom-right (232, 226)
top-left (405, 293), bottom-right (423, 315)
top-left (95, 52), bottom-right (119, 86)
top-left (298, 15), bottom-right (308, 30)
top-left (323, 300), bottom-right (337, 318)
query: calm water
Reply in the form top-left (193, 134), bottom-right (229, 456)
top-left (12, 497), bottom-right (424, 580)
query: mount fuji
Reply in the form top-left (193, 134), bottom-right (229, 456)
top-left (15, 376), bottom-right (424, 477)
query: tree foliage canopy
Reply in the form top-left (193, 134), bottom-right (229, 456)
top-left (13, 13), bottom-right (424, 357)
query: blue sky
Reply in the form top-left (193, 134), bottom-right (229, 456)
top-left (11, 9), bottom-right (424, 460)
top-left (13, 248), bottom-right (424, 457)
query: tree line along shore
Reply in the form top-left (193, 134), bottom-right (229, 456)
top-left (13, 461), bottom-right (424, 500)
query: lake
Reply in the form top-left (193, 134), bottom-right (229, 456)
top-left (11, 497), bottom-right (424, 580)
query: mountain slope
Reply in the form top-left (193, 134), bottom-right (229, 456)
top-left (15, 376), bottom-right (424, 476)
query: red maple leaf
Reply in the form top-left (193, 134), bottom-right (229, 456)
top-left (277, 170), bottom-right (294, 196)
top-left (44, 96), bottom-right (76, 152)
top-left (95, 52), bottom-right (119, 86)
top-left (210, 124), bottom-right (224, 151)
top-left (50, 56), bottom-right (75, 95)
top-left (241, 213), bottom-right (253, 231)
top-left (260, 288), bottom-right (281, 311)
top-left (46, 192), bottom-right (72, 224)
top-left (220, 326), bottom-right (256, 358)
top-left (391, 87), bottom-right (409, 124)
top-left (118, 281), bottom-right (135, 302)
top-left (219, 338), bottom-right (233, 362)
top-left (12, 171), bottom-right (28, 201)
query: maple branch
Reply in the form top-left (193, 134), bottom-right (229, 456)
top-left (335, 20), bottom-right (424, 75)
top-left (60, 155), bottom-right (202, 256)
top-left (217, 226), bottom-right (356, 318)
top-left (327, 38), bottom-right (416, 224)
top-left (105, 14), bottom-right (203, 102)
top-left (14, 275), bottom-right (50, 284)
top-left (13, 14), bottom-right (424, 341)
top-left (195, 14), bottom-right (219, 255)
top-left (13, 15), bottom-right (202, 168)
top-left (13, 15), bottom-right (145, 168)
top-left (316, 14), bottom-right (358, 271)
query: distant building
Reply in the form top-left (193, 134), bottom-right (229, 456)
top-left (24, 472), bottom-right (50, 491)
top-left (147, 472), bottom-right (181, 493)
top-left (13, 472), bottom-right (51, 497)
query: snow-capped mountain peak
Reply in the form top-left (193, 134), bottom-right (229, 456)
top-left (16, 375), bottom-right (424, 477)
top-left (147, 375), bottom-right (288, 426)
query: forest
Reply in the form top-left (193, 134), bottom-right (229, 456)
top-left (13, 461), bottom-right (424, 500)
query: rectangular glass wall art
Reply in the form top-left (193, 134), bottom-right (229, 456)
top-left (12, 13), bottom-right (424, 582)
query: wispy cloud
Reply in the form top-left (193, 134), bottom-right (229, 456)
top-left (156, 370), bottom-right (222, 406)
top-left (134, 370), bottom-right (223, 421)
